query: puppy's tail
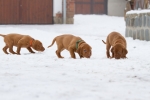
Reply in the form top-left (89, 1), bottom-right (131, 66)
top-left (102, 40), bottom-right (106, 44)
top-left (47, 37), bottom-right (56, 48)
top-left (0, 34), bottom-right (6, 37)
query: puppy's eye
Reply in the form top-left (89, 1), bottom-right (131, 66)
top-left (83, 49), bottom-right (87, 53)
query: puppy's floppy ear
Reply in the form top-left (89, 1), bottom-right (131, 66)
top-left (32, 40), bottom-right (37, 46)
top-left (32, 40), bottom-right (40, 49)
top-left (76, 46), bottom-right (82, 56)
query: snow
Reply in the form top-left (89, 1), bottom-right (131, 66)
top-left (126, 9), bottom-right (150, 14)
top-left (0, 15), bottom-right (150, 100)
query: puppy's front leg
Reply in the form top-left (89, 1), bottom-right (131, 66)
top-left (79, 55), bottom-right (83, 59)
top-left (69, 48), bottom-right (76, 59)
top-left (27, 47), bottom-right (35, 53)
top-left (16, 46), bottom-right (21, 55)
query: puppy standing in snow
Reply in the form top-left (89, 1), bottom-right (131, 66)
top-left (0, 33), bottom-right (45, 55)
top-left (102, 32), bottom-right (128, 59)
top-left (47, 34), bottom-right (92, 59)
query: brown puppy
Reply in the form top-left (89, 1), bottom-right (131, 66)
top-left (0, 33), bottom-right (45, 55)
top-left (102, 32), bottom-right (128, 59)
top-left (48, 34), bottom-right (92, 59)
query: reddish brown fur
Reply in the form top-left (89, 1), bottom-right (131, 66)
top-left (0, 33), bottom-right (45, 55)
top-left (102, 32), bottom-right (128, 59)
top-left (48, 34), bottom-right (92, 59)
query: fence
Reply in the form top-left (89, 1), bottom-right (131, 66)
top-left (131, 0), bottom-right (150, 10)
top-left (125, 10), bottom-right (150, 41)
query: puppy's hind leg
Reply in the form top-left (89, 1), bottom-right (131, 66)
top-left (3, 45), bottom-right (9, 54)
top-left (8, 44), bottom-right (17, 54)
top-left (56, 45), bottom-right (64, 58)
top-left (56, 50), bottom-right (64, 58)
top-left (106, 44), bottom-right (111, 58)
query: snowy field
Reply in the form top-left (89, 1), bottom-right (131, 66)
top-left (0, 15), bottom-right (150, 100)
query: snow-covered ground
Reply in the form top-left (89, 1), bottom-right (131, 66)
top-left (0, 15), bottom-right (150, 100)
